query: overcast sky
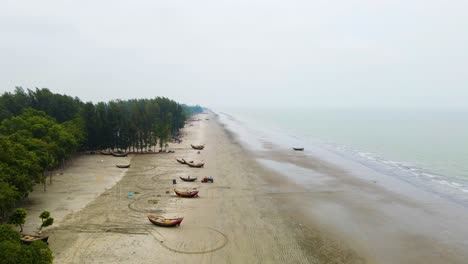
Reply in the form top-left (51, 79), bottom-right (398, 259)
top-left (1, 0), bottom-right (467, 109)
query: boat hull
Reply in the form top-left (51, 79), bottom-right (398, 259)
top-left (148, 215), bottom-right (183, 227)
top-left (20, 235), bottom-right (49, 245)
top-left (179, 177), bottom-right (197, 182)
top-left (174, 189), bottom-right (199, 197)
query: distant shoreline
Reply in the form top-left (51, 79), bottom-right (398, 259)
top-left (217, 110), bottom-right (468, 264)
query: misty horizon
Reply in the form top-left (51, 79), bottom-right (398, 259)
top-left (1, 0), bottom-right (467, 109)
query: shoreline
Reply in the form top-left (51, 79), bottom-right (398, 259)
top-left (26, 112), bottom-right (338, 263)
top-left (218, 112), bottom-right (468, 264)
top-left (22, 110), bottom-right (468, 263)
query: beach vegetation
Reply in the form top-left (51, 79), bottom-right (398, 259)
top-left (0, 87), bottom-right (202, 220)
top-left (0, 224), bottom-right (53, 263)
top-left (38, 211), bottom-right (53, 233)
top-left (8, 208), bottom-right (27, 233)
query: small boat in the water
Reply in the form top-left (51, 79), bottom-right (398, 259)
top-left (20, 234), bottom-right (49, 245)
top-left (179, 176), bottom-right (197, 182)
top-left (187, 162), bottom-right (204, 168)
top-left (293, 148), bottom-right (304, 151)
top-left (174, 189), bottom-right (199, 198)
top-left (112, 151), bottom-right (128, 157)
top-left (191, 144), bottom-right (205, 150)
top-left (147, 215), bottom-right (184, 227)
top-left (176, 158), bottom-right (186, 164)
top-left (116, 164), bottom-right (130, 168)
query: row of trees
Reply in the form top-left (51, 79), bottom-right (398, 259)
top-left (81, 98), bottom-right (187, 151)
top-left (0, 87), bottom-right (203, 219)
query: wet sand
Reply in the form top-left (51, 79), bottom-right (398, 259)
top-left (26, 113), bottom-right (358, 263)
top-left (23, 112), bottom-right (467, 263)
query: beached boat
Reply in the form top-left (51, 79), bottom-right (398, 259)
top-left (187, 162), bottom-right (204, 168)
top-left (100, 150), bottom-right (112, 155)
top-left (179, 176), bottom-right (197, 182)
top-left (176, 158), bottom-right (186, 164)
top-left (191, 144), bottom-right (205, 150)
top-left (112, 151), bottom-right (128, 157)
top-left (116, 164), bottom-right (130, 168)
top-left (174, 189), bottom-right (199, 198)
top-left (147, 215), bottom-right (184, 227)
top-left (293, 148), bottom-right (304, 151)
top-left (20, 234), bottom-right (49, 245)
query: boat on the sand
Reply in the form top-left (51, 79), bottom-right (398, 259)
top-left (179, 176), bottom-right (197, 182)
top-left (293, 148), bottom-right (304, 151)
top-left (176, 158), bottom-right (186, 164)
top-left (116, 164), bottom-right (131, 168)
top-left (147, 215), bottom-right (183, 227)
top-left (112, 151), bottom-right (128, 157)
top-left (20, 234), bottom-right (49, 245)
top-left (187, 162), bottom-right (204, 168)
top-left (191, 144), bottom-right (205, 150)
top-left (174, 189), bottom-right (199, 198)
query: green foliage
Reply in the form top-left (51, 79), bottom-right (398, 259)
top-left (38, 211), bottom-right (53, 232)
top-left (41, 218), bottom-right (54, 229)
top-left (0, 224), bottom-right (53, 264)
top-left (8, 208), bottom-right (27, 232)
top-left (0, 224), bottom-right (21, 242)
top-left (0, 181), bottom-right (20, 219)
top-left (0, 88), bottom-right (195, 217)
top-left (39, 211), bottom-right (50, 219)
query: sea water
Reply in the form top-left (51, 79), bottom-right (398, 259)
top-left (217, 108), bottom-right (468, 205)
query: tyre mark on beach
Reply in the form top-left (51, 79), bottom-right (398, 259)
top-left (149, 227), bottom-right (228, 254)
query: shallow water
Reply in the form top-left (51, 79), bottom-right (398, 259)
top-left (217, 108), bottom-right (468, 206)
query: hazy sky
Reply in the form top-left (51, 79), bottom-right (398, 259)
top-left (1, 0), bottom-right (467, 109)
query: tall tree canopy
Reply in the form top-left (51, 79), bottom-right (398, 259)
top-left (0, 87), bottom-right (203, 218)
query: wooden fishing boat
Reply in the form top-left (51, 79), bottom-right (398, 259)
top-left (20, 234), bottom-right (49, 245)
top-left (116, 164), bottom-right (130, 168)
top-left (174, 189), bottom-right (199, 198)
top-left (112, 151), bottom-right (128, 157)
top-left (293, 148), bottom-right (304, 151)
top-left (187, 162), bottom-right (204, 168)
top-left (176, 158), bottom-right (186, 164)
top-left (147, 215), bottom-right (183, 227)
top-left (100, 150), bottom-right (112, 155)
top-left (191, 144), bottom-right (205, 150)
top-left (179, 176), bottom-right (197, 182)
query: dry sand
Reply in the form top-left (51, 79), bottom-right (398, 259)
top-left (25, 113), bottom-right (363, 264)
top-left (22, 112), bottom-right (468, 264)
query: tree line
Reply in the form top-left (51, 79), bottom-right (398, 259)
top-left (0, 87), bottom-right (203, 219)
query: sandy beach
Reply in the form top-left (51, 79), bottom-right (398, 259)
top-left (21, 112), bottom-right (468, 264)
top-left (23, 113), bottom-right (352, 263)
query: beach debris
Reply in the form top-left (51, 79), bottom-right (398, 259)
top-left (147, 199), bottom-right (158, 204)
top-left (201, 177), bottom-right (214, 183)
